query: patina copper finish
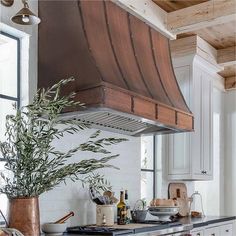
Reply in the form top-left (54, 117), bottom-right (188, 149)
top-left (9, 197), bottom-right (40, 236)
top-left (38, 0), bottom-right (194, 134)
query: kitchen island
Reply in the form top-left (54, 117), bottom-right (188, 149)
top-left (60, 216), bottom-right (236, 235)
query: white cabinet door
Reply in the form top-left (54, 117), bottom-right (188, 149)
top-left (220, 223), bottom-right (233, 236)
top-left (167, 59), bottom-right (214, 181)
top-left (167, 65), bottom-right (191, 178)
top-left (191, 229), bottom-right (204, 236)
top-left (205, 226), bottom-right (220, 236)
top-left (192, 67), bottom-right (204, 176)
top-left (201, 73), bottom-right (213, 177)
top-left (191, 221), bottom-right (234, 236)
top-left (168, 133), bottom-right (191, 176)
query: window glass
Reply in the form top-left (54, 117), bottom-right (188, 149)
top-left (141, 135), bottom-right (154, 203)
top-left (141, 171), bottom-right (154, 204)
top-left (0, 98), bottom-right (16, 141)
top-left (0, 161), bottom-right (8, 222)
top-left (155, 135), bottom-right (163, 198)
top-left (0, 34), bottom-right (18, 97)
top-left (141, 136), bottom-right (154, 170)
top-left (0, 32), bottom-right (20, 224)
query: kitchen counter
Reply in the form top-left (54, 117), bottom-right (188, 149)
top-left (60, 216), bottom-right (236, 235)
top-left (178, 215), bottom-right (236, 228)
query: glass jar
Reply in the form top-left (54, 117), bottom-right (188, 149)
top-left (189, 191), bottom-right (205, 218)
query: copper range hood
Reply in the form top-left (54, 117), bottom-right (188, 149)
top-left (38, 0), bottom-right (194, 136)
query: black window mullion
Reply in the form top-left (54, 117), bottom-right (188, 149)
top-left (141, 169), bottom-right (154, 172)
top-left (0, 94), bottom-right (18, 101)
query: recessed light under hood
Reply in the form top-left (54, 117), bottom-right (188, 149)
top-left (38, 0), bottom-right (194, 136)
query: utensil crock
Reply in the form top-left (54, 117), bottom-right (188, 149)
top-left (96, 205), bottom-right (114, 226)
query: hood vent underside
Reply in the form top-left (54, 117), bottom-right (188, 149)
top-left (66, 109), bottom-right (179, 136)
top-left (38, 0), bottom-right (194, 136)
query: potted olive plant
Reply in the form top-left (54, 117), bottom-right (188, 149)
top-left (0, 78), bottom-right (127, 236)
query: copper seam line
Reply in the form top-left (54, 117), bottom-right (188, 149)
top-left (127, 13), bottom-right (153, 99)
top-left (103, 1), bottom-right (130, 89)
top-left (77, 0), bottom-right (104, 82)
top-left (148, 28), bottom-right (174, 107)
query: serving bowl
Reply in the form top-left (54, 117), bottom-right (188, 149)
top-left (148, 206), bottom-right (179, 220)
top-left (41, 222), bottom-right (67, 235)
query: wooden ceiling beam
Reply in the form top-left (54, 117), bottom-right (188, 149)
top-left (225, 76), bottom-right (236, 90)
top-left (167, 0), bottom-right (236, 34)
top-left (112, 0), bottom-right (175, 39)
top-left (217, 46), bottom-right (236, 67)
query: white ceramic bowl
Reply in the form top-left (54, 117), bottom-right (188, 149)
top-left (42, 222), bottom-right (67, 235)
top-left (148, 206), bottom-right (179, 220)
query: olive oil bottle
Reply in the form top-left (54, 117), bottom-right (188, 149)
top-left (117, 191), bottom-right (127, 225)
top-left (125, 190), bottom-right (131, 224)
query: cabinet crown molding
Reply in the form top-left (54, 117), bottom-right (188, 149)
top-left (170, 35), bottom-right (223, 72)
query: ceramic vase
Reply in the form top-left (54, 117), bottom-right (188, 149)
top-left (96, 204), bottom-right (114, 226)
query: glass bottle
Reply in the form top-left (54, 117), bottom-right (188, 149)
top-left (125, 190), bottom-right (131, 224)
top-left (117, 191), bottom-right (127, 225)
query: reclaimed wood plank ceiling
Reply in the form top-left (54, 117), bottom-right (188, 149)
top-left (152, 0), bottom-right (208, 12)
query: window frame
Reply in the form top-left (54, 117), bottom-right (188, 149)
top-left (141, 135), bottom-right (157, 200)
top-left (0, 31), bottom-right (21, 161)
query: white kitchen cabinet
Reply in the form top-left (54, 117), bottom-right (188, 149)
top-left (190, 220), bottom-right (235, 236)
top-left (204, 226), bottom-right (220, 236)
top-left (205, 222), bottom-right (233, 236)
top-left (166, 55), bottom-right (215, 181)
top-left (219, 223), bottom-right (233, 235)
top-left (191, 229), bottom-right (204, 236)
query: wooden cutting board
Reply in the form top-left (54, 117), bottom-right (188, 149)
top-left (168, 183), bottom-right (188, 199)
top-left (168, 183), bottom-right (190, 217)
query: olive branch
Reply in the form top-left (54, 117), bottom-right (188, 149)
top-left (0, 77), bottom-right (127, 198)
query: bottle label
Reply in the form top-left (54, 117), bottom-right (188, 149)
top-left (126, 206), bottom-right (131, 224)
top-left (117, 206), bottom-right (127, 225)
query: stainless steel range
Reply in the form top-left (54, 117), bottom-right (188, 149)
top-left (66, 221), bottom-right (193, 236)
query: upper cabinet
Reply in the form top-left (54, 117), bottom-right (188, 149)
top-left (166, 36), bottom-right (222, 181)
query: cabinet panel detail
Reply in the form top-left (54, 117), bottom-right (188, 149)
top-left (167, 59), bottom-right (213, 181)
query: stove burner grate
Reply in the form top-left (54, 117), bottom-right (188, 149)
top-left (66, 226), bottom-right (133, 235)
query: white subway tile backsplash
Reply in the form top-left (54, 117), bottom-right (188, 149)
top-left (39, 128), bottom-right (141, 226)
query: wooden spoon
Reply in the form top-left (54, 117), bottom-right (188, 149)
top-left (54, 211), bottom-right (74, 224)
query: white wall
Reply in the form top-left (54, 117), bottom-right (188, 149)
top-left (39, 129), bottom-right (141, 226)
top-left (224, 90), bottom-right (236, 216)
